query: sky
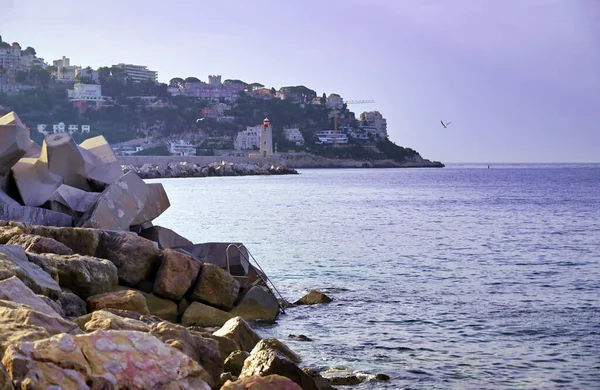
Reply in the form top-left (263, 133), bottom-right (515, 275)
top-left (1, 0), bottom-right (599, 163)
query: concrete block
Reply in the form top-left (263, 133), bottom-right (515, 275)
top-left (0, 111), bottom-right (31, 176)
top-left (131, 183), bottom-right (170, 225)
top-left (79, 171), bottom-right (150, 231)
top-left (11, 157), bottom-right (61, 206)
top-left (140, 226), bottom-right (192, 249)
top-left (78, 136), bottom-right (123, 186)
top-left (46, 184), bottom-right (100, 214)
top-left (0, 188), bottom-right (18, 206)
top-left (42, 133), bottom-right (91, 190)
top-left (0, 204), bottom-right (72, 227)
top-left (24, 139), bottom-right (42, 158)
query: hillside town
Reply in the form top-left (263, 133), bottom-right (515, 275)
top-left (0, 36), bottom-right (416, 164)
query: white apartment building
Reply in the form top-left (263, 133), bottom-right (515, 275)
top-left (168, 140), bottom-right (196, 156)
top-left (68, 83), bottom-right (103, 101)
top-left (360, 111), bottom-right (388, 138)
top-left (315, 130), bottom-right (349, 144)
top-left (283, 127), bottom-right (305, 146)
top-left (111, 145), bottom-right (144, 156)
top-left (0, 45), bottom-right (21, 69)
top-left (116, 63), bottom-right (158, 83)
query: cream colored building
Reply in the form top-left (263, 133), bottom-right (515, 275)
top-left (234, 126), bottom-right (262, 150)
top-left (360, 111), bottom-right (388, 138)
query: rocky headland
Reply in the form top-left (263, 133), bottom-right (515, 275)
top-left (0, 111), bottom-right (390, 388)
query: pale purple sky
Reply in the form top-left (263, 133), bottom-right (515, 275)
top-left (2, 0), bottom-right (599, 162)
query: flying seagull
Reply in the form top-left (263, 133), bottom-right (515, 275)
top-left (196, 118), bottom-right (205, 123)
top-left (440, 120), bottom-right (451, 128)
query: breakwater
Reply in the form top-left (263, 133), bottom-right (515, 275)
top-left (118, 153), bottom-right (444, 170)
top-left (121, 160), bottom-right (298, 179)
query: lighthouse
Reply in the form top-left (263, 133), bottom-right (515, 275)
top-left (259, 118), bottom-right (273, 157)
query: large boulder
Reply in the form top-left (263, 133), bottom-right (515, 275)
top-left (293, 290), bottom-right (333, 305)
top-left (213, 317), bottom-right (262, 353)
top-left (0, 276), bottom-right (61, 317)
top-left (239, 349), bottom-right (319, 390)
top-left (0, 245), bottom-right (62, 299)
top-left (230, 285), bottom-right (280, 321)
top-left (26, 224), bottom-right (103, 256)
top-left (7, 233), bottom-right (73, 255)
top-left (79, 309), bottom-right (153, 333)
top-left (153, 248), bottom-right (202, 301)
top-left (0, 299), bottom-right (82, 357)
top-left (140, 225), bottom-right (192, 249)
top-left (190, 263), bottom-right (240, 311)
top-left (224, 350), bottom-right (250, 377)
top-left (251, 338), bottom-right (301, 364)
top-left (79, 170), bottom-right (150, 231)
top-left (25, 252), bottom-right (118, 299)
top-left (142, 292), bottom-right (179, 323)
top-left (2, 330), bottom-right (211, 389)
top-left (181, 301), bottom-right (234, 327)
top-left (97, 230), bottom-right (161, 286)
top-left (37, 294), bottom-right (65, 317)
top-left (0, 363), bottom-right (11, 390)
top-left (87, 289), bottom-right (150, 315)
top-left (149, 321), bottom-right (223, 388)
top-left (0, 224), bottom-right (23, 244)
top-left (222, 375), bottom-right (303, 390)
top-left (58, 289), bottom-right (87, 317)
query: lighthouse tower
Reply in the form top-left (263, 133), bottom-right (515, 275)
top-left (259, 118), bottom-right (273, 157)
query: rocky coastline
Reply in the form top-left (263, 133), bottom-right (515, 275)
top-left (0, 111), bottom-right (391, 388)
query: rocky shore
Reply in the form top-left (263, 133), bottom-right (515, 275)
top-left (0, 110), bottom-right (390, 388)
top-left (122, 161), bottom-right (299, 179)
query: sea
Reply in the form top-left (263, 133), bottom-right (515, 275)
top-left (151, 164), bottom-right (600, 390)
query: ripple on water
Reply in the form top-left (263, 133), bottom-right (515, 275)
top-left (152, 166), bottom-right (600, 389)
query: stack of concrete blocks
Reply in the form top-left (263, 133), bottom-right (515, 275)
top-left (0, 111), bottom-right (176, 242)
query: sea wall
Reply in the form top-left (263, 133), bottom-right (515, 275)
top-left (118, 153), bottom-right (444, 169)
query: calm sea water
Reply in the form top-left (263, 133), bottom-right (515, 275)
top-left (151, 164), bottom-right (600, 389)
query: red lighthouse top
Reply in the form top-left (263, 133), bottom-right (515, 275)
top-left (263, 118), bottom-right (270, 128)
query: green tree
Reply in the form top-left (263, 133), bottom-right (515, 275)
top-left (249, 82), bottom-right (264, 90)
top-left (0, 36), bottom-right (9, 49)
top-left (22, 46), bottom-right (36, 56)
top-left (15, 70), bottom-right (28, 83)
top-left (320, 93), bottom-right (326, 104)
top-left (223, 79), bottom-right (248, 86)
top-left (184, 77), bottom-right (201, 83)
top-left (169, 77), bottom-right (184, 87)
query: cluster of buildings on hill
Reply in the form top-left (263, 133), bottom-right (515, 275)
top-left (2, 41), bottom-right (390, 156)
